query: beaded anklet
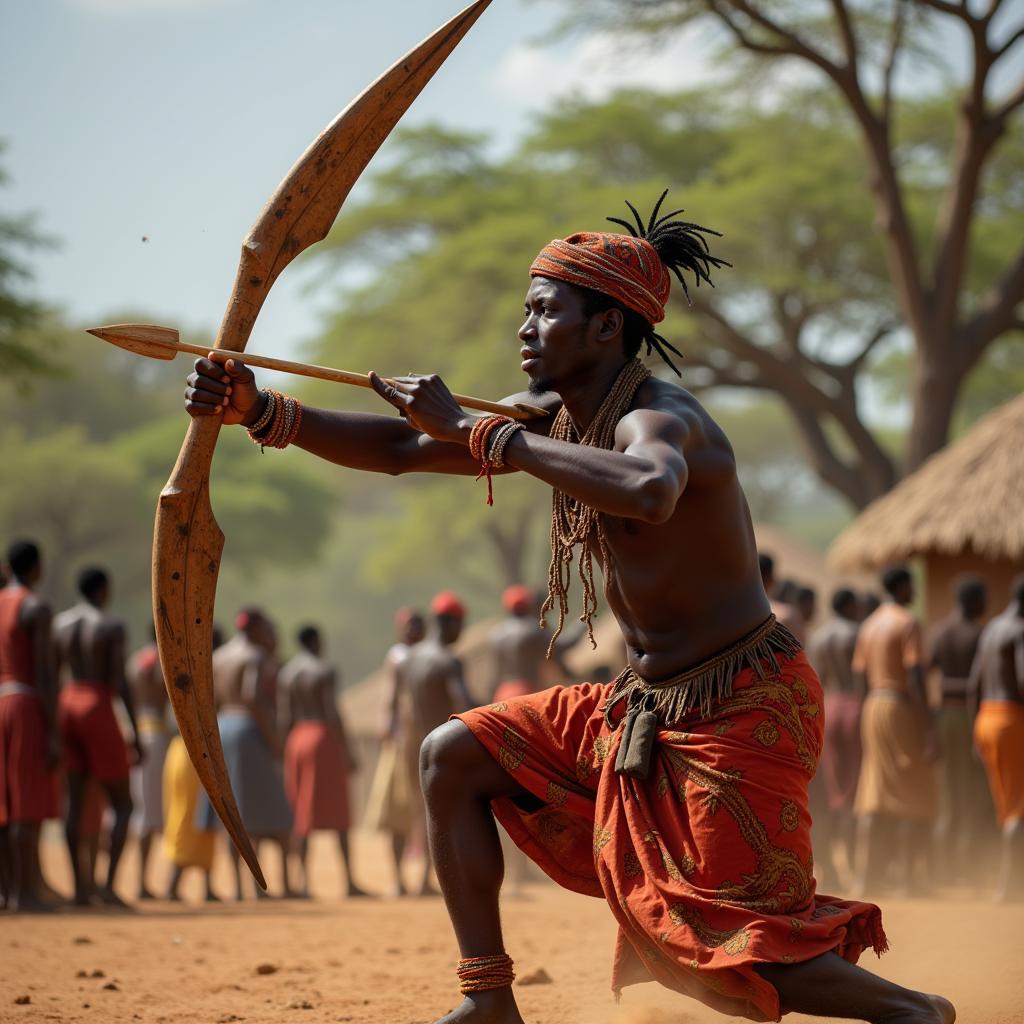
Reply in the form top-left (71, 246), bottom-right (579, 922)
top-left (456, 953), bottom-right (515, 994)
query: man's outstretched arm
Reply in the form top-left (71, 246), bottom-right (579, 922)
top-left (184, 353), bottom-right (555, 477)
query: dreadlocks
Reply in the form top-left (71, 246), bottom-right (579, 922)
top-left (601, 190), bottom-right (730, 375)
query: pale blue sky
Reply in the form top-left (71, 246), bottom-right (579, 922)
top-left (2, 0), bottom-right (1019, 366)
top-left (1, 0), bottom-right (715, 359)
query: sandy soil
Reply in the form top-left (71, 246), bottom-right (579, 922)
top-left (2, 829), bottom-right (1022, 1024)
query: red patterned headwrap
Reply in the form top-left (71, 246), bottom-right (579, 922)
top-left (431, 591), bottom-right (466, 619)
top-left (530, 232), bottom-right (671, 326)
top-left (502, 584), bottom-right (533, 615)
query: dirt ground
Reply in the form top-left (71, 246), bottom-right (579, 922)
top-left (2, 828), bottom-right (1022, 1024)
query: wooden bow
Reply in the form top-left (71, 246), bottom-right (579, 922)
top-left (151, 1), bottom-right (492, 888)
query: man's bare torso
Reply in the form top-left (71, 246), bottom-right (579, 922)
top-left (127, 645), bottom-right (168, 720)
top-left (576, 378), bottom-right (770, 680)
top-left (53, 603), bottom-right (123, 687)
top-left (213, 635), bottom-right (266, 711)
top-left (279, 650), bottom-right (334, 722)
top-left (808, 617), bottom-right (859, 696)
top-left (975, 612), bottom-right (1024, 704)
top-left (491, 617), bottom-right (550, 688)
top-left (930, 615), bottom-right (982, 699)
top-left (399, 639), bottom-right (465, 740)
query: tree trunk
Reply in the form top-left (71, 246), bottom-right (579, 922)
top-left (904, 346), bottom-right (964, 474)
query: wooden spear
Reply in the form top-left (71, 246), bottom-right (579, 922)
top-left (86, 323), bottom-right (546, 421)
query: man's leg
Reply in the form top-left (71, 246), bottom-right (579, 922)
top-left (755, 952), bottom-right (953, 1023)
top-left (137, 831), bottom-right (155, 899)
top-left (390, 831), bottom-right (407, 897)
top-left (0, 826), bottom-right (11, 909)
top-left (336, 829), bottom-right (367, 897)
top-left (296, 835), bottom-right (311, 897)
top-left (995, 817), bottom-right (1024, 902)
top-left (420, 720), bottom-right (529, 1024)
top-left (98, 777), bottom-right (132, 906)
top-left (64, 771), bottom-right (90, 905)
top-left (10, 822), bottom-right (53, 912)
top-left (275, 833), bottom-right (297, 897)
top-left (166, 863), bottom-right (184, 900)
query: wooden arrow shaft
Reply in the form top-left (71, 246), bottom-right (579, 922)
top-left (174, 337), bottom-right (537, 419)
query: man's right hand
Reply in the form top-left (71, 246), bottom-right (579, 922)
top-left (185, 352), bottom-right (265, 427)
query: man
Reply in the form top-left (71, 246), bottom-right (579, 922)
top-left (163, 627), bottom-right (224, 902)
top-left (488, 584), bottom-right (579, 702)
top-left (852, 566), bottom-right (938, 898)
top-left (758, 553), bottom-right (805, 644)
top-left (185, 199), bottom-right (950, 1022)
top-left (127, 623), bottom-right (170, 900)
top-left (807, 588), bottom-right (861, 887)
top-left (927, 577), bottom-right (992, 885)
top-left (198, 607), bottom-right (294, 898)
top-left (969, 575), bottom-right (1024, 902)
top-left (54, 567), bottom-right (139, 906)
top-left (392, 591), bottom-right (472, 897)
top-left (366, 607), bottom-right (425, 896)
top-left (280, 624), bottom-right (363, 898)
top-left (0, 540), bottom-right (59, 912)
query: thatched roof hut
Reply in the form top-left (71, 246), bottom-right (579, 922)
top-left (829, 393), bottom-right (1024, 624)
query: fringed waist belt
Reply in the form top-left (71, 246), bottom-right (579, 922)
top-left (604, 614), bottom-right (802, 780)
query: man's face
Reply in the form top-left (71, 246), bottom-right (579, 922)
top-left (518, 277), bottom-right (595, 394)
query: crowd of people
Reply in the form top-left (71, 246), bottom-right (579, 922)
top-left (1, 536), bottom-right (1021, 914)
top-left (766, 557), bottom-right (1024, 903)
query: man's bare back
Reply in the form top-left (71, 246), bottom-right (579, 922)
top-left (279, 649), bottom-right (337, 726)
top-left (127, 643), bottom-right (168, 721)
top-left (54, 603), bottom-right (124, 689)
top-left (213, 634), bottom-right (268, 714)
top-left (399, 639), bottom-right (470, 741)
top-left (973, 610), bottom-right (1024, 704)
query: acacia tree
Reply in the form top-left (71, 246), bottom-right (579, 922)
top-left (556, 0), bottom-right (1024, 478)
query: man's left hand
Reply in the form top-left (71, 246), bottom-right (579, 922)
top-left (368, 371), bottom-right (472, 444)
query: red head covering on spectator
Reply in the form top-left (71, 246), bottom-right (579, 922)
top-left (431, 591), bottom-right (466, 619)
top-left (502, 584), bottom-right (533, 615)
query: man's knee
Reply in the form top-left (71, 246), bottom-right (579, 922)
top-left (420, 720), bottom-right (480, 783)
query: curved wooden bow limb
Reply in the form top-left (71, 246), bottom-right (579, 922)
top-left (152, 0), bottom-right (493, 890)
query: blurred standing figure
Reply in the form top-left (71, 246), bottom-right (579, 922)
top-left (0, 540), bottom-right (58, 912)
top-left (280, 625), bottom-right (364, 899)
top-left (127, 624), bottom-right (170, 900)
top-left (54, 567), bottom-right (140, 907)
top-left (969, 576), bottom-right (1024, 902)
top-left (927, 577), bottom-right (991, 884)
top-left (368, 607), bottom-right (426, 896)
top-left (489, 584), bottom-right (580, 702)
top-left (758, 553), bottom-right (804, 643)
top-left (853, 567), bottom-right (937, 896)
top-left (807, 587), bottom-right (862, 885)
top-left (199, 607), bottom-right (294, 898)
top-left (397, 591), bottom-right (472, 896)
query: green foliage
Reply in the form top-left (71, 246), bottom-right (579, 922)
top-left (0, 146), bottom-right (57, 382)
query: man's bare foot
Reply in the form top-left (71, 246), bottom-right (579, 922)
top-left (8, 893), bottom-right (59, 914)
top-left (431, 989), bottom-right (525, 1024)
top-left (95, 886), bottom-right (131, 910)
top-left (344, 884), bottom-right (371, 899)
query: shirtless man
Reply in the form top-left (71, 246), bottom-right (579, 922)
top-left (185, 200), bottom-right (950, 1022)
top-left (969, 576), bottom-right (1024, 901)
top-left (127, 624), bottom-right (170, 899)
top-left (488, 585), bottom-right (579, 702)
top-left (927, 577), bottom-right (990, 884)
top-left (852, 567), bottom-right (938, 898)
top-left (280, 625), bottom-right (363, 898)
top-left (758, 553), bottom-right (805, 644)
top-left (200, 608), bottom-right (294, 898)
top-left (807, 588), bottom-right (861, 886)
top-left (0, 540), bottom-right (58, 912)
top-left (54, 567), bottom-right (139, 906)
top-left (394, 592), bottom-right (472, 897)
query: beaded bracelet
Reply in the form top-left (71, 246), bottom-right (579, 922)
top-left (468, 414), bottom-right (515, 506)
top-left (487, 421), bottom-right (524, 469)
top-left (456, 953), bottom-right (515, 994)
top-left (247, 388), bottom-right (302, 452)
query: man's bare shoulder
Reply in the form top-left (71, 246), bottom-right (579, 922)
top-left (619, 377), bottom-right (736, 469)
top-left (18, 592), bottom-right (51, 626)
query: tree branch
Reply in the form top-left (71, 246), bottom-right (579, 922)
top-left (959, 244), bottom-right (1024, 364)
top-left (915, 0), bottom-right (976, 21)
top-left (991, 76), bottom-right (1024, 122)
top-left (993, 22), bottom-right (1024, 61)
top-left (830, 0), bottom-right (860, 71)
top-left (882, 2), bottom-right (909, 125)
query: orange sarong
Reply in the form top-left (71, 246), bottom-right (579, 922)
top-left (457, 650), bottom-right (885, 1022)
top-left (974, 700), bottom-right (1024, 826)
